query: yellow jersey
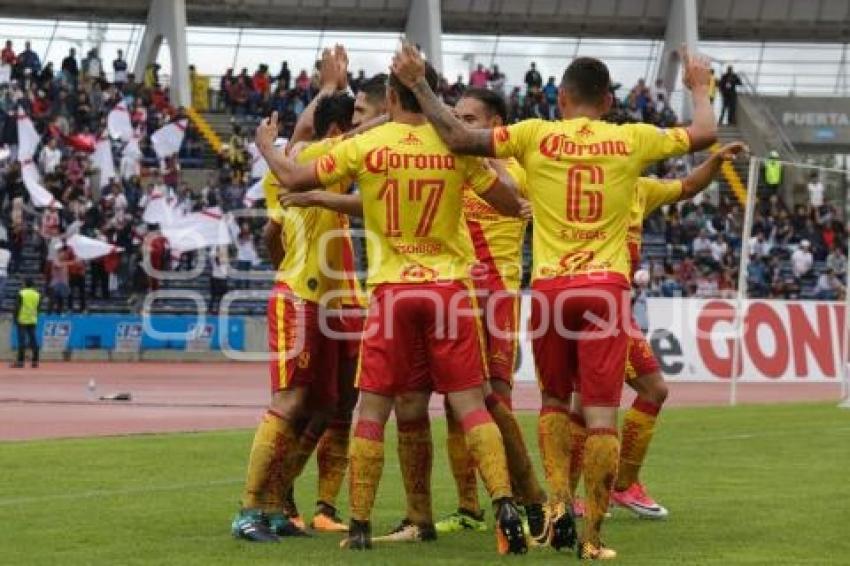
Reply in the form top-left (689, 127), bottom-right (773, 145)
top-left (263, 137), bottom-right (365, 308)
top-left (492, 118), bottom-right (690, 287)
top-left (463, 158), bottom-right (527, 291)
top-left (627, 177), bottom-right (683, 275)
top-left (315, 121), bottom-right (498, 288)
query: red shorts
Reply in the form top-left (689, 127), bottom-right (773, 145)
top-left (530, 282), bottom-right (630, 407)
top-left (267, 284), bottom-right (342, 409)
top-left (326, 306), bottom-right (365, 360)
top-left (474, 287), bottom-right (519, 386)
top-left (357, 281), bottom-right (486, 396)
top-left (626, 317), bottom-right (659, 380)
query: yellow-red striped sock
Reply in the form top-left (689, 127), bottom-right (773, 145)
top-left (582, 428), bottom-right (619, 546)
top-left (397, 417), bottom-right (433, 524)
top-left (537, 406), bottom-right (572, 505)
top-left (616, 398), bottom-right (660, 491)
top-left (316, 420), bottom-right (351, 508)
top-left (348, 420), bottom-right (385, 522)
top-left (242, 410), bottom-right (297, 510)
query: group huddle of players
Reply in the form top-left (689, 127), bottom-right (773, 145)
top-left (229, 42), bottom-right (745, 560)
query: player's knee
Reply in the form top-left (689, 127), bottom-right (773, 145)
top-left (269, 388), bottom-right (307, 420)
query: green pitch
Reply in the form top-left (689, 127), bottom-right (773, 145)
top-left (1, 403), bottom-right (849, 565)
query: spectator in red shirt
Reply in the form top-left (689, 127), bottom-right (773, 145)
top-left (1, 40), bottom-right (16, 65)
top-left (295, 69), bottom-right (310, 91)
top-left (469, 64), bottom-right (489, 88)
top-left (252, 64), bottom-right (270, 97)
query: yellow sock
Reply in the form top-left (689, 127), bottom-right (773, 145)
top-left (537, 407), bottom-right (572, 505)
top-left (349, 420), bottom-right (385, 522)
top-left (241, 410), bottom-right (297, 510)
top-left (569, 412), bottom-right (587, 498)
top-left (582, 429), bottom-right (619, 546)
top-left (616, 398), bottom-right (660, 491)
top-left (462, 409), bottom-right (512, 501)
top-left (281, 428), bottom-right (321, 497)
top-left (316, 421), bottom-right (351, 508)
top-left (446, 410), bottom-right (480, 514)
top-left (487, 393), bottom-right (546, 506)
top-left (397, 418), bottom-right (433, 525)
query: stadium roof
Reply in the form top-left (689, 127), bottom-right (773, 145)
top-left (2, 0), bottom-right (850, 42)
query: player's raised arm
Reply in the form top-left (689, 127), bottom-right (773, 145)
top-left (280, 191), bottom-right (363, 217)
top-left (289, 45), bottom-right (348, 145)
top-left (680, 141), bottom-right (747, 199)
top-left (256, 112), bottom-right (321, 191)
top-left (681, 47), bottom-right (718, 152)
top-left (391, 43), bottom-right (494, 156)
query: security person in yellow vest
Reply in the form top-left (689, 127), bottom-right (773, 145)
top-left (13, 278), bottom-right (40, 369)
top-left (763, 150), bottom-right (783, 197)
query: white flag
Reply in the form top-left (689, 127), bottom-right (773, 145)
top-left (150, 119), bottom-right (187, 159)
top-left (16, 108), bottom-right (61, 208)
top-left (107, 101), bottom-right (133, 142)
top-left (162, 207), bottom-right (233, 253)
top-left (92, 134), bottom-right (116, 189)
top-left (20, 161), bottom-right (60, 208)
top-left (142, 186), bottom-right (179, 225)
top-left (67, 234), bottom-right (122, 260)
top-left (16, 107), bottom-right (40, 161)
top-left (243, 178), bottom-right (265, 207)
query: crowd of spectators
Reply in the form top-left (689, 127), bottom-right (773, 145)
top-left (0, 41), bottom-right (241, 313)
top-left (639, 164), bottom-right (847, 301)
top-left (0, 42), bottom-right (847, 313)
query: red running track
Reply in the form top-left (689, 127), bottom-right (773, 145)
top-left (0, 362), bottom-right (843, 440)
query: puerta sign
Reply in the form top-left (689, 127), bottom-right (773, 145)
top-left (759, 95), bottom-right (850, 148)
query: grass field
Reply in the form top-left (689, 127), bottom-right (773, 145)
top-left (2, 402), bottom-right (849, 565)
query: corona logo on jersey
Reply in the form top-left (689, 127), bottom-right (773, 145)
top-left (538, 133), bottom-right (629, 159)
top-left (364, 146), bottom-right (456, 174)
top-left (399, 262), bottom-right (439, 282)
top-left (493, 126), bottom-right (510, 144)
top-left (318, 154), bottom-right (337, 175)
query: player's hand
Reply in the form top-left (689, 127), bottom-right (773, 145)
top-left (518, 198), bottom-right (533, 221)
top-left (256, 112), bottom-right (279, 152)
top-left (718, 141), bottom-right (748, 161)
top-left (319, 48), bottom-right (338, 91)
top-left (334, 44), bottom-right (349, 91)
top-left (391, 42), bottom-right (426, 88)
top-left (280, 190), bottom-right (322, 209)
top-left (681, 45), bottom-right (711, 91)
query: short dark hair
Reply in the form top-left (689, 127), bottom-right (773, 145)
top-left (24, 278), bottom-right (34, 287)
top-left (360, 74), bottom-right (387, 107)
top-left (389, 62), bottom-right (439, 113)
top-left (460, 88), bottom-right (508, 124)
top-left (314, 92), bottom-right (355, 138)
top-left (561, 57), bottom-right (611, 105)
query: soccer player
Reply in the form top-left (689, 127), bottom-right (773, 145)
top-left (568, 141), bottom-right (747, 520)
top-left (256, 62), bottom-right (529, 555)
top-left (275, 67), bottom-right (390, 535)
top-left (392, 43), bottom-right (716, 559)
top-left (437, 88), bottom-right (546, 538)
top-left (231, 91), bottom-right (360, 543)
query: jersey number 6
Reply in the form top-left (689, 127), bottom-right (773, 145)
top-left (566, 164), bottom-right (604, 223)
